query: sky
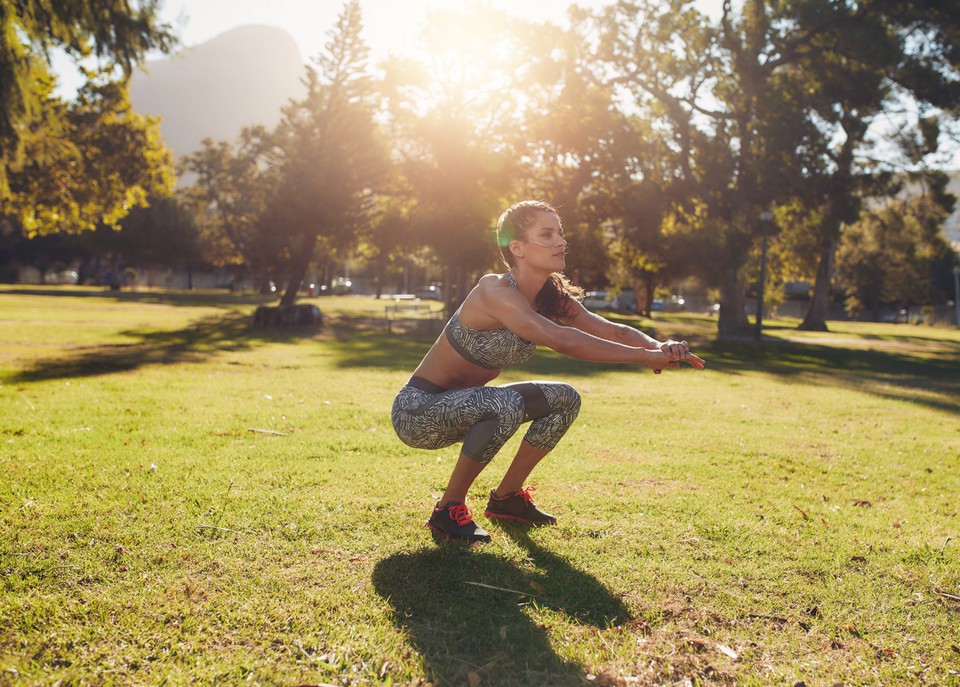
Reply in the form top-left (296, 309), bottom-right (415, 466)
top-left (158, 0), bottom-right (619, 63)
top-left (52, 0), bottom-right (631, 95)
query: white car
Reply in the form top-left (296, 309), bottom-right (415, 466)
top-left (583, 291), bottom-right (619, 311)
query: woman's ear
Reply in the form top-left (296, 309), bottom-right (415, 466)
top-left (508, 239), bottom-right (524, 260)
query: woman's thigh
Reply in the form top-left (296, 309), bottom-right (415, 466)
top-left (392, 384), bottom-right (524, 452)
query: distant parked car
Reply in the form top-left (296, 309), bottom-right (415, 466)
top-left (583, 290), bottom-right (618, 311)
top-left (651, 298), bottom-right (665, 311)
top-left (332, 277), bottom-right (353, 295)
top-left (666, 295), bottom-right (686, 312)
top-left (415, 285), bottom-right (443, 301)
top-left (44, 270), bottom-right (79, 285)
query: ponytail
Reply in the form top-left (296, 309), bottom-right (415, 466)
top-left (535, 273), bottom-right (583, 322)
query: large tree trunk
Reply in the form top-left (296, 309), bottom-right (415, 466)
top-left (633, 276), bottom-right (648, 317)
top-left (108, 253), bottom-right (122, 290)
top-left (258, 266), bottom-right (273, 295)
top-left (633, 273), bottom-right (656, 317)
top-left (280, 233), bottom-right (316, 307)
top-left (798, 237), bottom-right (836, 332)
top-left (717, 270), bottom-right (750, 338)
top-left (374, 262), bottom-right (384, 299)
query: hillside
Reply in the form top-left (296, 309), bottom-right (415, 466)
top-left (129, 25), bottom-right (306, 162)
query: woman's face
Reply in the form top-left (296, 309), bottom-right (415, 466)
top-left (513, 211), bottom-right (567, 270)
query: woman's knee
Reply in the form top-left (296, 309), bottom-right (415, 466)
top-left (544, 382), bottom-right (581, 419)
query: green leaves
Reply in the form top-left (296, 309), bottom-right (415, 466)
top-left (0, 0), bottom-right (177, 199)
top-left (7, 78), bottom-right (174, 237)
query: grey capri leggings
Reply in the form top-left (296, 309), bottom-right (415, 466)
top-left (391, 376), bottom-right (581, 464)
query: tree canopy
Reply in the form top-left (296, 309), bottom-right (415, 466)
top-left (1, 0), bottom-right (178, 247)
top-left (582, 0), bottom-right (959, 335)
top-left (5, 0), bottom-right (958, 330)
top-left (0, 0), bottom-right (176, 196)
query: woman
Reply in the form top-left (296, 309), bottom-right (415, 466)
top-left (391, 200), bottom-right (705, 543)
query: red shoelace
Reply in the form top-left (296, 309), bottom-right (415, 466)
top-left (492, 486), bottom-right (538, 504)
top-left (447, 503), bottom-right (474, 525)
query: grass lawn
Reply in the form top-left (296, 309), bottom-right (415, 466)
top-left (1, 285), bottom-right (959, 686)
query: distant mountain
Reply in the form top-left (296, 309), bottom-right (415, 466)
top-left (130, 25), bottom-right (307, 163)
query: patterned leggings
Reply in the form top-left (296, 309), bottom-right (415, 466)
top-left (391, 376), bottom-right (581, 464)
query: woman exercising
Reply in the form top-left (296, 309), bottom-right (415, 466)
top-left (391, 200), bottom-right (705, 543)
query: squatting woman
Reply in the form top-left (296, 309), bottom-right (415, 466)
top-left (391, 200), bottom-right (704, 543)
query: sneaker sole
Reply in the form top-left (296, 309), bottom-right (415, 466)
top-left (483, 510), bottom-right (556, 526)
top-left (425, 521), bottom-right (491, 544)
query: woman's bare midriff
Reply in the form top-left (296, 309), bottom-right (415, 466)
top-left (411, 333), bottom-right (501, 390)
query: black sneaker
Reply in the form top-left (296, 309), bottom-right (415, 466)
top-left (484, 487), bottom-right (557, 526)
top-left (426, 501), bottom-right (491, 544)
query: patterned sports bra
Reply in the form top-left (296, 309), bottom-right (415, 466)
top-left (444, 273), bottom-right (536, 369)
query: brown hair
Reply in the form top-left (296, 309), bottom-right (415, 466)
top-left (496, 200), bottom-right (583, 321)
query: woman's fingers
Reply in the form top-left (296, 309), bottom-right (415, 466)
top-left (661, 340), bottom-right (691, 360)
top-left (654, 341), bottom-right (704, 370)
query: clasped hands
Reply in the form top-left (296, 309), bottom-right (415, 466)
top-left (653, 339), bottom-right (705, 374)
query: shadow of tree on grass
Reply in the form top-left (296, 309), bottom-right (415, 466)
top-left (704, 338), bottom-right (960, 415)
top-left (326, 329), bottom-right (960, 415)
top-left (5, 310), bottom-right (315, 382)
top-left (10, 296), bottom-right (957, 418)
top-left (1, 287), bottom-right (277, 308)
top-left (372, 525), bottom-right (632, 686)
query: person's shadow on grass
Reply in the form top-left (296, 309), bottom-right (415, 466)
top-left (372, 524), bottom-right (632, 686)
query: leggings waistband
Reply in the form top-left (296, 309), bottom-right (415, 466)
top-left (406, 375), bottom-right (445, 394)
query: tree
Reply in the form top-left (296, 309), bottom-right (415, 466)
top-left (604, 176), bottom-right (685, 316)
top-left (781, 1), bottom-right (960, 331)
top-left (588, 0), bottom-right (784, 336)
top-left (267, 0), bottom-right (387, 307)
top-left (356, 197), bottom-right (418, 299)
top-left (590, 0), bottom-right (960, 337)
top-left (179, 128), bottom-right (280, 291)
top-left (0, 0), bottom-right (176, 197)
top-left (4, 78), bottom-right (174, 237)
top-left (836, 170), bottom-right (958, 320)
top-left (84, 195), bottom-right (203, 288)
top-left (377, 5), bottom-right (529, 313)
top-left (512, 10), bottom-right (654, 294)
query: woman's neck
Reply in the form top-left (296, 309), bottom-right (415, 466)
top-left (509, 265), bottom-right (550, 305)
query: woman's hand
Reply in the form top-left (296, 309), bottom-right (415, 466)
top-left (660, 339), bottom-right (689, 360)
top-left (651, 340), bottom-right (705, 374)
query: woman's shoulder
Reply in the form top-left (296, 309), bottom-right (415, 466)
top-left (470, 273), bottom-right (512, 299)
top-left (460, 273), bottom-right (526, 327)
top-left (474, 272), bottom-right (525, 301)
top-left (476, 272), bottom-right (510, 288)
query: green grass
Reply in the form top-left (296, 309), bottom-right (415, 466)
top-left (1, 285), bottom-right (959, 686)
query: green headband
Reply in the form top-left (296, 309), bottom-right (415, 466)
top-left (497, 220), bottom-right (515, 247)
